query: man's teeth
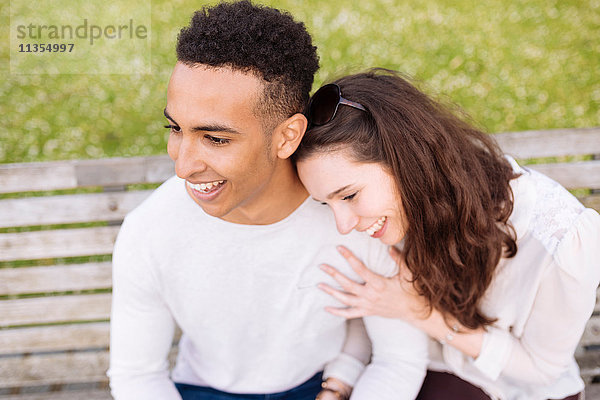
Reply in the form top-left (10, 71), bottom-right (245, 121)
top-left (366, 216), bottom-right (386, 236)
top-left (188, 180), bottom-right (224, 193)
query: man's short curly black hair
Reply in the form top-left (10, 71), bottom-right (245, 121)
top-left (176, 1), bottom-right (319, 126)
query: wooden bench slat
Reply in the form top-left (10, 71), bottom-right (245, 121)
top-left (581, 194), bottom-right (600, 213)
top-left (0, 345), bottom-right (593, 392)
top-left (0, 156), bottom-right (173, 194)
top-left (0, 294), bottom-right (111, 328)
top-left (0, 164), bottom-right (76, 196)
top-left (0, 191), bottom-right (152, 228)
top-left (578, 350), bottom-right (600, 383)
top-left (492, 127), bottom-right (600, 159)
top-left (0, 350), bottom-right (109, 388)
top-left (580, 315), bottom-right (600, 347)
top-left (525, 160), bottom-right (600, 189)
top-left (0, 263), bottom-right (111, 296)
top-left (0, 347), bottom-right (178, 389)
top-left (1, 188), bottom-right (590, 230)
top-left (0, 226), bottom-right (119, 262)
top-left (585, 384), bottom-right (600, 400)
top-left (0, 323), bottom-right (181, 357)
top-left (0, 389), bottom-right (112, 400)
top-left (0, 323), bottom-right (109, 355)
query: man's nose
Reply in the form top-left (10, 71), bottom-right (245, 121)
top-left (172, 135), bottom-right (208, 179)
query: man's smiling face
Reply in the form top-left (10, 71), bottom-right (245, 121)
top-left (165, 63), bottom-right (281, 223)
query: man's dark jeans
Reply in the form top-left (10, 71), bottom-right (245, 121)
top-left (175, 372), bottom-right (323, 400)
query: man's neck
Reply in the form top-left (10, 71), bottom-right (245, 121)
top-left (220, 160), bottom-right (309, 226)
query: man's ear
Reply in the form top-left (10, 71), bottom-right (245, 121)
top-left (272, 113), bottom-right (308, 159)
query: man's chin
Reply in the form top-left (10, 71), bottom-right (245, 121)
top-left (185, 193), bottom-right (228, 217)
top-left (196, 203), bottom-right (230, 219)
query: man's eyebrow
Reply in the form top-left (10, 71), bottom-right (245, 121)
top-left (164, 108), bottom-right (177, 124)
top-left (163, 108), bottom-right (241, 135)
top-left (190, 124), bottom-right (242, 135)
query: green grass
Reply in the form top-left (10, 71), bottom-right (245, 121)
top-left (1, 0), bottom-right (599, 164)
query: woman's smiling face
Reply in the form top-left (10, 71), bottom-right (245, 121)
top-left (297, 148), bottom-right (408, 245)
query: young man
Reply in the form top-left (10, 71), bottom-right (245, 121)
top-left (108, 2), bottom-right (428, 399)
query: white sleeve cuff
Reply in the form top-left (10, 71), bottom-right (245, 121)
top-left (323, 353), bottom-right (367, 387)
top-left (471, 326), bottom-right (513, 380)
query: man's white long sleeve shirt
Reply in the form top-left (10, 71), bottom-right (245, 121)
top-left (108, 176), bottom-right (428, 399)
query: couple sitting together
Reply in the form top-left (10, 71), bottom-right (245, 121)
top-left (107, 1), bottom-right (600, 399)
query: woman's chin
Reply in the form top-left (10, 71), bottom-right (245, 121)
top-left (376, 231), bottom-right (397, 245)
top-left (377, 225), bottom-right (405, 245)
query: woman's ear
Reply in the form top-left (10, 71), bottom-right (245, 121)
top-left (272, 113), bottom-right (308, 159)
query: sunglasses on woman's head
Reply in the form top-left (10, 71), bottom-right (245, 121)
top-left (306, 83), bottom-right (367, 128)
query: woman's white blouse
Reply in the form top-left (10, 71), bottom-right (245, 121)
top-left (428, 157), bottom-right (600, 400)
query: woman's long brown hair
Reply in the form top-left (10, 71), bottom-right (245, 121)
top-left (294, 69), bottom-right (519, 329)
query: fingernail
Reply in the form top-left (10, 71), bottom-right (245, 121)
top-left (320, 265), bottom-right (332, 273)
top-left (337, 245), bottom-right (348, 255)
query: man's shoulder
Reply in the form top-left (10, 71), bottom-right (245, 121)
top-left (298, 201), bottom-right (397, 277)
top-left (126, 175), bottom-right (186, 220)
top-left (121, 176), bottom-right (198, 234)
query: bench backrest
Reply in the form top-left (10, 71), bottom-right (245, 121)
top-left (0, 157), bottom-right (173, 398)
top-left (0, 128), bottom-right (599, 398)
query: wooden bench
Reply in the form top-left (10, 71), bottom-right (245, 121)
top-left (0, 157), bottom-right (174, 399)
top-left (0, 127), bottom-right (599, 399)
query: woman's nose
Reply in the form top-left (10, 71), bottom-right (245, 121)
top-left (332, 207), bottom-right (359, 235)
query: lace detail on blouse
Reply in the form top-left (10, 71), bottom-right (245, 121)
top-left (526, 168), bottom-right (585, 255)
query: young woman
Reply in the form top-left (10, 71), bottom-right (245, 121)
top-left (294, 69), bottom-right (600, 400)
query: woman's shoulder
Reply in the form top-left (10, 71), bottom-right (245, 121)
top-left (527, 169), bottom-right (586, 253)
top-left (511, 164), bottom-right (598, 260)
top-left (503, 165), bottom-right (600, 293)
